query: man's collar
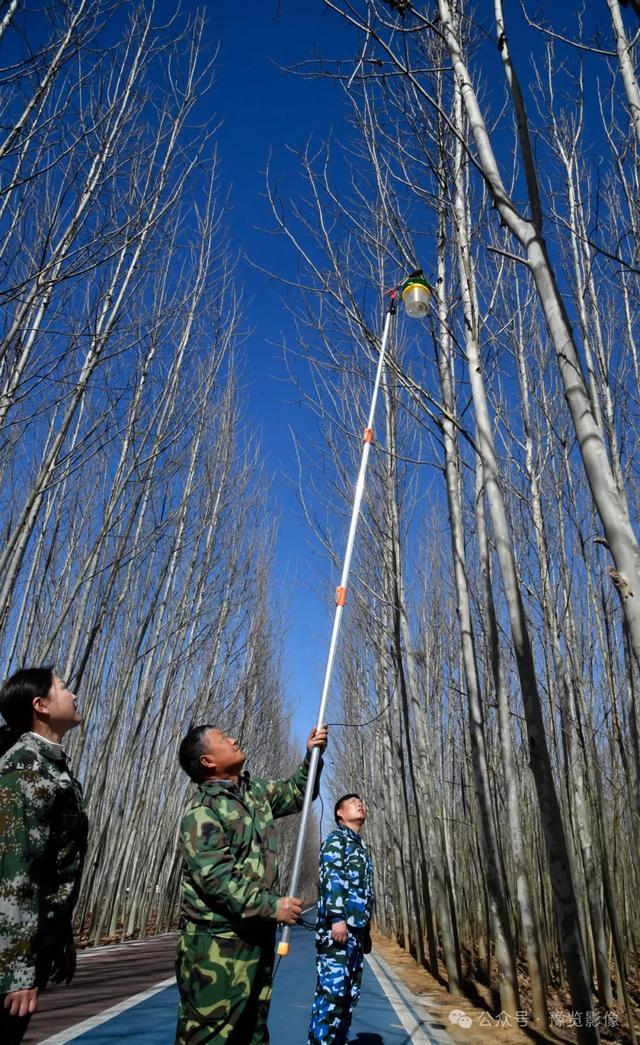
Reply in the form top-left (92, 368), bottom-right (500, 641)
top-left (201, 769), bottom-right (250, 793)
top-left (338, 824), bottom-right (363, 841)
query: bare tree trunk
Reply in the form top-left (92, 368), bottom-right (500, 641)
top-left (435, 185), bottom-right (519, 1015)
top-left (447, 65), bottom-right (596, 1033)
top-left (474, 456), bottom-right (549, 1029)
top-left (607, 0), bottom-right (640, 145)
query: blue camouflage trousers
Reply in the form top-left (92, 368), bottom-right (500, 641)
top-left (307, 929), bottom-right (364, 1044)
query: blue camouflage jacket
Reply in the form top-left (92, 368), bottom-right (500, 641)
top-left (316, 825), bottom-right (374, 931)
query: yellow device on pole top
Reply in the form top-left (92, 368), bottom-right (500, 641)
top-left (400, 271), bottom-right (431, 318)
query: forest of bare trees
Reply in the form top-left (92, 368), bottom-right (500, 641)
top-left (267, 1), bottom-right (640, 1041)
top-left (4, 0), bottom-right (640, 1041)
top-left (0, 1), bottom-right (314, 947)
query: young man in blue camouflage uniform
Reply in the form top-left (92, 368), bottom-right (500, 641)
top-left (175, 722), bottom-right (328, 1045)
top-left (308, 792), bottom-right (374, 1044)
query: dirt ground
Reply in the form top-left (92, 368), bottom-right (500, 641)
top-left (371, 931), bottom-right (627, 1044)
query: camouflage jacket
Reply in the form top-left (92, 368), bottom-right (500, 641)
top-left (178, 755), bottom-right (318, 934)
top-left (0, 733), bottom-right (88, 993)
top-left (316, 825), bottom-right (374, 931)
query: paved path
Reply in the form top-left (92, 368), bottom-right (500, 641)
top-left (24, 918), bottom-right (452, 1044)
top-left (23, 936), bottom-right (178, 1044)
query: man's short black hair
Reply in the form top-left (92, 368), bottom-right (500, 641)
top-left (179, 724), bottom-right (213, 783)
top-left (334, 792), bottom-right (361, 824)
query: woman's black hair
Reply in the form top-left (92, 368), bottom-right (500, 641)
top-left (0, 666), bottom-right (54, 757)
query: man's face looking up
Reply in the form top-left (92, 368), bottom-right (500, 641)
top-left (200, 728), bottom-right (246, 779)
top-left (338, 796), bottom-right (366, 827)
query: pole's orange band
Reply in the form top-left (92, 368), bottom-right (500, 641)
top-left (363, 428), bottom-right (374, 444)
top-left (335, 586), bottom-right (347, 606)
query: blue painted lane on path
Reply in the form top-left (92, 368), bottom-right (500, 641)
top-left (61, 916), bottom-right (450, 1044)
top-left (269, 915), bottom-right (410, 1045)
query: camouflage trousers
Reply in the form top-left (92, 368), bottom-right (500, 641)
top-left (307, 929), bottom-right (365, 1044)
top-left (175, 922), bottom-right (276, 1044)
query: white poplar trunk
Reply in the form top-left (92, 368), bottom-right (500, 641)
top-left (607, 0), bottom-right (640, 145)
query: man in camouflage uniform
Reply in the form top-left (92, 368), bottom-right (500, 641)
top-left (0, 731), bottom-right (88, 1043)
top-left (175, 722), bottom-right (328, 1044)
top-left (308, 792), bottom-right (374, 1045)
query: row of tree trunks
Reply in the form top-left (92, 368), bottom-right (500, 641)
top-left (273, 3), bottom-right (640, 1038)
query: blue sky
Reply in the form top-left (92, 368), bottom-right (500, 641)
top-left (190, 2), bottom-right (359, 741)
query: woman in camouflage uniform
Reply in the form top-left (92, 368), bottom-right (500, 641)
top-left (0, 667), bottom-right (88, 1044)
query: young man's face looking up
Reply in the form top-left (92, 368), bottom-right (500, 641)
top-left (337, 795), bottom-right (366, 830)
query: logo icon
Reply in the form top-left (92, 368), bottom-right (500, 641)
top-left (448, 1008), bottom-right (473, 1028)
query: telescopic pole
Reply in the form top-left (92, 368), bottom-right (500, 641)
top-left (277, 292), bottom-right (397, 956)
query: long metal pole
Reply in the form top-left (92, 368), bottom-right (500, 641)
top-left (278, 295), bottom-right (396, 956)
